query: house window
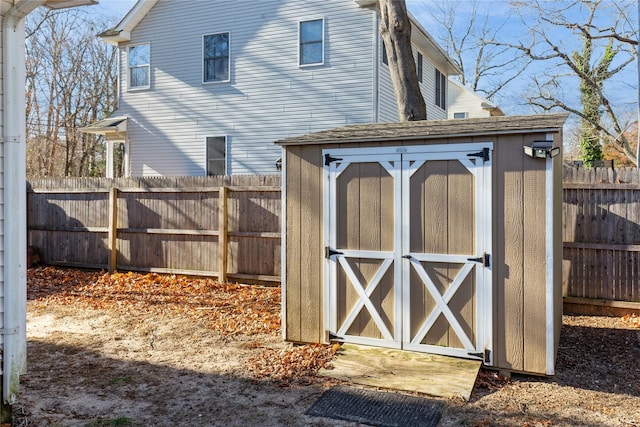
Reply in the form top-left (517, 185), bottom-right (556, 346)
top-left (382, 41), bottom-right (388, 65)
top-left (453, 112), bottom-right (467, 119)
top-left (299, 19), bottom-right (324, 65)
top-left (206, 136), bottom-right (226, 175)
top-left (417, 53), bottom-right (423, 82)
top-left (128, 43), bottom-right (150, 89)
top-left (204, 32), bottom-right (230, 82)
top-left (435, 69), bottom-right (447, 109)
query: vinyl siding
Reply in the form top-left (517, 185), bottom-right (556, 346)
top-left (115, 0), bottom-right (378, 176)
top-left (448, 80), bottom-right (499, 119)
top-left (377, 36), bottom-right (448, 123)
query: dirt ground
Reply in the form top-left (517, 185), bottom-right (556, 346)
top-left (14, 268), bottom-right (640, 426)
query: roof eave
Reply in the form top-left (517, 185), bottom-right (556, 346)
top-left (97, 0), bottom-right (158, 45)
top-left (275, 113), bottom-right (570, 146)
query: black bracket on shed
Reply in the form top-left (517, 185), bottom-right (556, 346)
top-left (324, 154), bottom-right (343, 166)
top-left (467, 147), bottom-right (490, 162)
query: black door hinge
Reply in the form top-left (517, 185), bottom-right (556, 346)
top-left (467, 253), bottom-right (490, 267)
top-left (467, 147), bottom-right (490, 162)
top-left (324, 154), bottom-right (343, 166)
top-left (468, 349), bottom-right (491, 362)
top-left (325, 247), bottom-right (344, 259)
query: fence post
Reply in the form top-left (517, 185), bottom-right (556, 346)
top-left (108, 187), bottom-right (118, 272)
top-left (218, 186), bottom-right (228, 283)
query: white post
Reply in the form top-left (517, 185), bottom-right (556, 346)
top-left (2, 0), bottom-right (47, 404)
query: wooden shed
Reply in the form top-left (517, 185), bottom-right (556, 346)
top-left (276, 113), bottom-right (568, 376)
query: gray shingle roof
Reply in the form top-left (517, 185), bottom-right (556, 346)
top-left (275, 113), bottom-right (569, 146)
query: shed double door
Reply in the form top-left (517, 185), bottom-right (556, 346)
top-left (324, 143), bottom-right (492, 363)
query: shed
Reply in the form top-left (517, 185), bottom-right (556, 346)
top-left (276, 113), bottom-right (568, 376)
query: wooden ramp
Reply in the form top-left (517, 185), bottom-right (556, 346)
top-left (319, 344), bottom-right (481, 401)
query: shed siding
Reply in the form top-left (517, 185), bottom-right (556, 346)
top-left (284, 130), bottom-right (561, 375)
top-left (116, 0), bottom-right (378, 176)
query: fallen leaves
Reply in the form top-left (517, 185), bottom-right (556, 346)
top-left (247, 343), bottom-right (340, 386)
top-left (27, 267), bottom-right (338, 385)
top-left (28, 267), bottom-right (280, 336)
top-left (622, 313), bottom-right (640, 329)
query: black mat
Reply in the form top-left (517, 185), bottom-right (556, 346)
top-left (305, 386), bottom-right (444, 427)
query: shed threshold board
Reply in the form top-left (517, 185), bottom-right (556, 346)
top-left (319, 344), bottom-right (481, 401)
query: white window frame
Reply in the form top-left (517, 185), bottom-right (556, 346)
top-left (127, 42), bottom-right (151, 91)
top-left (205, 136), bottom-right (227, 176)
top-left (203, 32), bottom-right (231, 84)
top-left (298, 18), bottom-right (325, 67)
top-left (453, 112), bottom-right (468, 119)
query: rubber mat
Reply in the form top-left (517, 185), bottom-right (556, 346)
top-left (305, 385), bottom-right (444, 427)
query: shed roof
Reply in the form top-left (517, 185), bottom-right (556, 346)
top-left (275, 113), bottom-right (569, 146)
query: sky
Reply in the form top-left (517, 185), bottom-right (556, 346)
top-left (88, 0), bottom-right (639, 132)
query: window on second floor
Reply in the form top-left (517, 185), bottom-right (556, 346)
top-left (417, 53), bottom-right (423, 82)
top-left (382, 41), bottom-right (388, 65)
top-left (435, 69), bottom-right (447, 109)
top-left (206, 136), bottom-right (226, 175)
top-left (128, 43), bottom-right (150, 90)
top-left (299, 19), bottom-right (324, 66)
top-left (453, 112), bottom-right (467, 119)
top-left (204, 32), bottom-right (230, 83)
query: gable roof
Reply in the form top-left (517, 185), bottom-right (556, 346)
top-left (275, 113), bottom-right (569, 146)
top-left (97, 0), bottom-right (158, 44)
top-left (448, 79), bottom-right (504, 116)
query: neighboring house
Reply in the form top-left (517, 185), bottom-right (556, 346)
top-left (447, 78), bottom-right (504, 119)
top-left (0, 0), bottom-right (97, 411)
top-left (83, 0), bottom-right (460, 177)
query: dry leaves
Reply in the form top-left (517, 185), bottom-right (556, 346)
top-left (247, 343), bottom-right (341, 386)
top-left (28, 267), bottom-right (281, 336)
top-left (27, 267), bottom-right (339, 384)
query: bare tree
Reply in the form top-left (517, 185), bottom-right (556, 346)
top-left (25, 9), bottom-right (118, 177)
top-left (424, 0), bottom-right (531, 103)
top-left (379, 0), bottom-right (426, 121)
top-left (505, 0), bottom-right (638, 166)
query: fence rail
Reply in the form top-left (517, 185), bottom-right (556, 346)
top-left (562, 166), bottom-right (640, 307)
top-left (27, 168), bottom-right (640, 306)
top-left (27, 176), bottom-right (281, 284)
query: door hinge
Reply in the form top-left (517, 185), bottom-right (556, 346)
top-left (324, 154), bottom-right (343, 166)
top-left (468, 349), bottom-right (491, 362)
top-left (467, 253), bottom-right (491, 267)
top-left (467, 147), bottom-right (490, 162)
top-left (328, 331), bottom-right (344, 342)
top-left (325, 247), bottom-right (344, 259)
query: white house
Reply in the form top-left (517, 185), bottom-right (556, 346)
top-left (83, 0), bottom-right (461, 177)
top-left (447, 78), bottom-right (503, 119)
top-left (0, 0), bottom-right (97, 411)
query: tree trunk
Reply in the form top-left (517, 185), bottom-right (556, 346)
top-left (379, 0), bottom-right (426, 121)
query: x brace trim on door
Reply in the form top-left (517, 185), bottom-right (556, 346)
top-left (336, 255), bottom-right (394, 341)
top-left (407, 258), bottom-right (476, 350)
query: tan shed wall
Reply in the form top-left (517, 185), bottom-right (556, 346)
top-left (284, 132), bottom-right (562, 375)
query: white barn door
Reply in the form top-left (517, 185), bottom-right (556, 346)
top-left (324, 143), bottom-right (493, 364)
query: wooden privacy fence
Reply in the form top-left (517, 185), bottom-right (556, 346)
top-left (26, 167), bottom-right (640, 305)
top-left (563, 166), bottom-right (640, 308)
top-left (28, 176), bottom-right (281, 284)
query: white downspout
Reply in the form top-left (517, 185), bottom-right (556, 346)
top-left (2, 0), bottom-right (46, 404)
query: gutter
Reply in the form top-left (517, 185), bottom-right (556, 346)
top-left (2, 0), bottom-right (46, 404)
